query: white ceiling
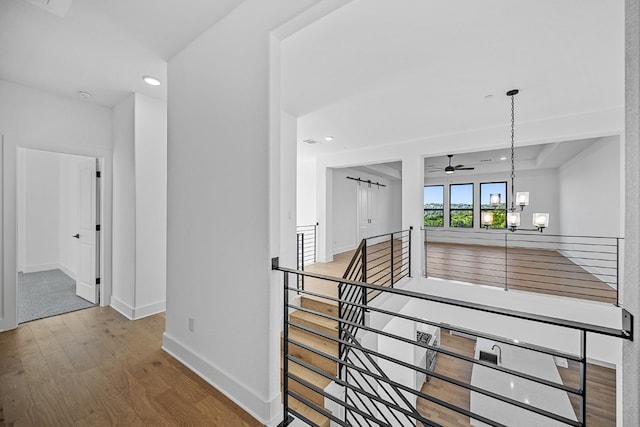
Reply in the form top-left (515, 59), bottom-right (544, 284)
top-left (424, 138), bottom-right (598, 176)
top-left (282, 0), bottom-right (624, 157)
top-left (0, 0), bottom-right (244, 106)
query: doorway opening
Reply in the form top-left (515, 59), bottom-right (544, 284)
top-left (17, 148), bottom-right (101, 324)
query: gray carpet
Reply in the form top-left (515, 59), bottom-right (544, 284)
top-left (18, 269), bottom-right (94, 324)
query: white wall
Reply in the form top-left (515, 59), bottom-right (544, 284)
top-left (331, 167), bottom-right (402, 254)
top-left (20, 149), bottom-right (61, 272)
top-left (297, 156), bottom-right (317, 226)
top-left (112, 95), bottom-right (136, 313)
top-left (111, 93), bottom-right (168, 320)
top-left (0, 80), bottom-right (113, 331)
top-left (425, 168), bottom-right (560, 235)
top-left (163, 1), bottom-right (320, 424)
top-left (133, 94), bottom-right (167, 317)
top-left (558, 136), bottom-right (621, 237)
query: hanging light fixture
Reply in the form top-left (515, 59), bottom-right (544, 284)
top-left (504, 89), bottom-right (549, 232)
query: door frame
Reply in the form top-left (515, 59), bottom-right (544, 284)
top-left (1, 135), bottom-right (112, 331)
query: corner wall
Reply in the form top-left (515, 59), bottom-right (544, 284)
top-left (163, 2), bottom-right (320, 424)
top-left (0, 80), bottom-right (113, 331)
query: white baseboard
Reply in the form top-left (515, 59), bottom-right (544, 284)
top-left (133, 301), bottom-right (166, 319)
top-left (58, 263), bottom-right (77, 280)
top-left (23, 263), bottom-right (59, 273)
top-left (110, 296), bottom-right (134, 319)
top-left (333, 243), bottom-right (357, 256)
top-left (162, 332), bottom-right (280, 426)
top-left (110, 297), bottom-right (166, 320)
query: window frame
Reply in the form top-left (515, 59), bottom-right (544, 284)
top-left (449, 183), bottom-right (474, 228)
top-left (423, 185), bottom-right (444, 227)
top-left (479, 181), bottom-right (507, 230)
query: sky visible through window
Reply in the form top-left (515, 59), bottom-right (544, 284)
top-left (450, 184), bottom-right (472, 206)
top-left (424, 185), bottom-right (443, 206)
top-left (480, 182), bottom-right (507, 208)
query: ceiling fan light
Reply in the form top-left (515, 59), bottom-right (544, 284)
top-left (445, 167), bottom-right (454, 174)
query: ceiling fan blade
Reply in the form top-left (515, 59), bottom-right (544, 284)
top-left (455, 166), bottom-right (475, 170)
top-left (454, 164), bottom-right (465, 168)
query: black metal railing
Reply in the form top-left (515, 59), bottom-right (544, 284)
top-left (424, 228), bottom-right (622, 306)
top-left (274, 260), bottom-right (633, 427)
top-left (296, 223), bottom-right (318, 292)
top-left (343, 228), bottom-right (412, 304)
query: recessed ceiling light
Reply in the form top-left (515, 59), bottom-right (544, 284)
top-left (77, 90), bottom-right (91, 99)
top-left (142, 75), bottom-right (161, 86)
top-left (500, 156), bottom-right (507, 160)
top-left (324, 136), bottom-right (335, 141)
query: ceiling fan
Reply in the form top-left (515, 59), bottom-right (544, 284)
top-left (442, 154), bottom-right (474, 174)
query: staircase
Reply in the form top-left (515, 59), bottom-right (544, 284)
top-left (281, 295), bottom-right (339, 427)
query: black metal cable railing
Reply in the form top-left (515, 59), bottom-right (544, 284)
top-left (274, 260), bottom-right (633, 427)
top-left (296, 223), bottom-right (318, 292)
top-left (343, 228), bottom-right (413, 305)
top-left (423, 228), bottom-right (622, 305)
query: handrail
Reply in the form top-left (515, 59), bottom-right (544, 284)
top-left (276, 261), bottom-right (634, 427)
top-left (363, 227), bottom-right (414, 241)
top-left (423, 227), bottom-right (624, 240)
top-left (275, 263), bottom-right (633, 340)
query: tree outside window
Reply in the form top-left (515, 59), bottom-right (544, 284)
top-left (424, 185), bottom-right (444, 226)
top-left (450, 184), bottom-right (473, 227)
top-left (480, 182), bottom-right (507, 229)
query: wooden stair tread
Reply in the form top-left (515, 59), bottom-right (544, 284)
top-left (284, 327), bottom-right (339, 356)
top-left (289, 310), bottom-right (338, 337)
top-left (290, 397), bottom-right (331, 427)
top-left (285, 359), bottom-right (332, 389)
top-left (300, 296), bottom-right (338, 317)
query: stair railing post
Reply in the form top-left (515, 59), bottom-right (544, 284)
top-left (409, 226), bottom-right (413, 278)
top-left (616, 237), bottom-right (620, 307)
top-left (338, 282), bottom-right (345, 381)
top-left (279, 270), bottom-right (292, 427)
top-left (361, 240), bottom-right (368, 283)
top-left (390, 233), bottom-right (395, 287)
top-left (504, 232), bottom-right (509, 291)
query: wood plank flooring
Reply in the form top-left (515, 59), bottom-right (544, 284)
top-left (0, 307), bottom-right (262, 426)
top-left (426, 242), bottom-right (617, 304)
top-left (417, 330), bottom-right (616, 426)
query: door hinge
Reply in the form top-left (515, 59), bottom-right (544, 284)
top-left (96, 171), bottom-right (101, 178)
top-left (96, 224), bottom-right (101, 231)
top-left (96, 278), bottom-right (101, 285)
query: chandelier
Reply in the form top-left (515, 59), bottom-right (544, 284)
top-left (483, 89), bottom-right (550, 232)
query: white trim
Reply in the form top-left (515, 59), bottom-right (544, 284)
top-left (132, 300), bottom-right (165, 319)
top-left (57, 262), bottom-right (77, 280)
top-left (110, 296), bottom-right (134, 319)
top-left (162, 332), bottom-right (280, 426)
top-left (110, 297), bottom-right (164, 320)
top-left (22, 263), bottom-right (60, 273)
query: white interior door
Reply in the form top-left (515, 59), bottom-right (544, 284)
top-left (76, 159), bottom-right (98, 303)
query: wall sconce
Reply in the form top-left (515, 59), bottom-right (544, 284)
top-left (516, 192), bottom-right (529, 210)
top-left (490, 194), bottom-right (501, 207)
top-left (533, 212), bottom-right (549, 232)
top-left (481, 211), bottom-right (494, 230)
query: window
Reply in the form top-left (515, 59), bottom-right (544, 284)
top-left (424, 185), bottom-right (444, 227)
top-left (450, 183), bottom-right (473, 227)
top-left (480, 182), bottom-right (507, 229)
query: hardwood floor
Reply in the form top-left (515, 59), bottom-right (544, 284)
top-left (0, 307), bottom-right (262, 426)
top-left (425, 242), bottom-right (617, 304)
top-left (417, 330), bottom-right (616, 427)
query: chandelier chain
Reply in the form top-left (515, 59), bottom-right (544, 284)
top-left (510, 93), bottom-right (516, 211)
